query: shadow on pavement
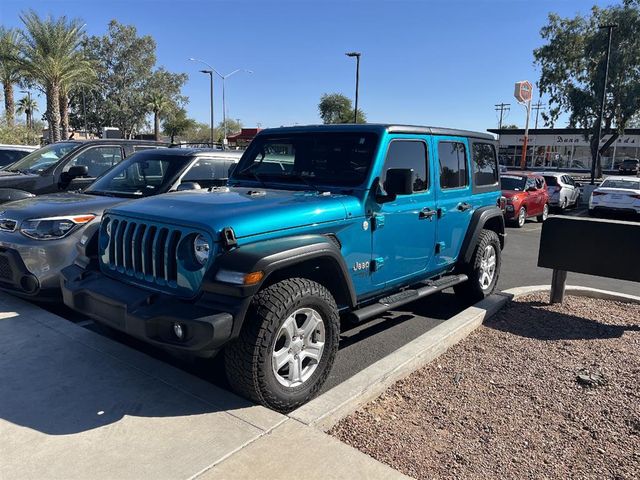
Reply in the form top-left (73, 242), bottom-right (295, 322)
top-left (485, 299), bottom-right (640, 341)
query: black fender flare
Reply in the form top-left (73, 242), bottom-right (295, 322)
top-left (457, 206), bottom-right (505, 266)
top-left (0, 188), bottom-right (35, 204)
top-left (203, 234), bottom-right (357, 307)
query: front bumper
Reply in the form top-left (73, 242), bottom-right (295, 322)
top-left (61, 264), bottom-right (244, 357)
top-left (0, 247), bottom-right (44, 298)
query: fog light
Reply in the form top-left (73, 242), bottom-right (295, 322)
top-left (173, 322), bottom-right (185, 340)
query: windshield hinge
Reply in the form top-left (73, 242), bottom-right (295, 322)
top-left (221, 227), bottom-right (237, 249)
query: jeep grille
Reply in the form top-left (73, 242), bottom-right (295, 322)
top-left (99, 214), bottom-right (211, 296)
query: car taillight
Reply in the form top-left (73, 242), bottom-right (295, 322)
top-left (592, 191), bottom-right (606, 196)
top-left (554, 186), bottom-right (561, 193)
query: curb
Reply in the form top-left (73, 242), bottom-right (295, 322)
top-left (291, 284), bottom-right (640, 432)
top-left (289, 293), bottom-right (509, 431)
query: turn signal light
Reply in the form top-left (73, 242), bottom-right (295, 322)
top-left (243, 271), bottom-right (264, 285)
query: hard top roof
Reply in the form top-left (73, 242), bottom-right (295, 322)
top-left (132, 147), bottom-right (243, 159)
top-left (257, 124), bottom-right (495, 141)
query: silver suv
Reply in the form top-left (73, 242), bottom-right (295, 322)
top-left (541, 172), bottom-right (581, 211)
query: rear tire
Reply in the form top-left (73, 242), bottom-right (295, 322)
top-left (454, 229), bottom-right (501, 303)
top-left (537, 203), bottom-right (549, 222)
top-left (224, 278), bottom-right (339, 412)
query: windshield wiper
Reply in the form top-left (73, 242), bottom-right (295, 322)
top-left (237, 163), bottom-right (267, 188)
top-left (86, 190), bottom-right (117, 197)
top-left (283, 172), bottom-right (321, 192)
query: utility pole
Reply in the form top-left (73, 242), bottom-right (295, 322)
top-left (532, 101), bottom-right (546, 130)
top-left (494, 103), bottom-right (510, 130)
top-left (591, 24), bottom-right (617, 185)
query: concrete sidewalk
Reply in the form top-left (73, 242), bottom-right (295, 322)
top-left (0, 293), bottom-right (404, 480)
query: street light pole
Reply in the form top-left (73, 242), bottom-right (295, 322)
top-left (591, 24), bottom-right (617, 185)
top-left (189, 58), bottom-right (216, 146)
top-left (345, 52), bottom-right (361, 123)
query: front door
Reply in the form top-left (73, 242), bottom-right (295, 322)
top-left (371, 137), bottom-right (436, 288)
top-left (59, 145), bottom-right (125, 191)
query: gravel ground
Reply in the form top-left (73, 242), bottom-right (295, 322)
top-left (330, 293), bottom-right (640, 479)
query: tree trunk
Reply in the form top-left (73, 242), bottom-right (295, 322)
top-left (3, 83), bottom-right (15, 127)
top-left (154, 112), bottom-right (160, 141)
top-left (60, 91), bottom-right (69, 140)
top-left (46, 83), bottom-right (61, 143)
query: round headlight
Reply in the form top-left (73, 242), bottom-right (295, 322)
top-left (193, 234), bottom-right (210, 265)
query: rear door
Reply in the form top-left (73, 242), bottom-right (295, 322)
top-left (433, 137), bottom-right (473, 269)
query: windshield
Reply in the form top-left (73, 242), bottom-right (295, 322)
top-left (622, 159), bottom-right (638, 166)
top-left (86, 153), bottom-right (190, 197)
top-left (231, 132), bottom-right (379, 188)
top-left (5, 142), bottom-right (80, 173)
top-left (600, 178), bottom-right (640, 190)
top-left (501, 175), bottom-right (527, 191)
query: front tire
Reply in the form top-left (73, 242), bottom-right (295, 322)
top-left (510, 206), bottom-right (526, 228)
top-left (224, 278), bottom-right (340, 412)
top-left (454, 229), bottom-right (501, 303)
top-left (537, 203), bottom-right (549, 222)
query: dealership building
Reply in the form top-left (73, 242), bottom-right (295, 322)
top-left (488, 128), bottom-right (640, 171)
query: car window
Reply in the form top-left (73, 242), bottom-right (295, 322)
top-left (0, 149), bottom-right (30, 166)
top-left (501, 175), bottom-right (527, 191)
top-left (64, 146), bottom-right (123, 177)
top-left (600, 178), bottom-right (640, 189)
top-left (438, 141), bottom-right (468, 189)
top-left (535, 177), bottom-right (545, 189)
top-left (525, 178), bottom-right (536, 190)
top-left (471, 142), bottom-right (498, 186)
top-left (182, 158), bottom-right (235, 188)
top-left (543, 175), bottom-right (558, 187)
top-left (5, 142), bottom-right (80, 173)
top-left (381, 140), bottom-right (428, 192)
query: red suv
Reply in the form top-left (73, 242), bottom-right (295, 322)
top-left (501, 172), bottom-right (550, 227)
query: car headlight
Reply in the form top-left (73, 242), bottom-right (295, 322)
top-left (193, 234), bottom-right (211, 265)
top-left (20, 214), bottom-right (96, 240)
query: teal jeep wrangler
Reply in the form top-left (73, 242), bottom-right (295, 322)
top-left (61, 124), bottom-right (505, 411)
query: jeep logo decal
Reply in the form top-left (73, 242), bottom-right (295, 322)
top-left (353, 261), bottom-right (370, 272)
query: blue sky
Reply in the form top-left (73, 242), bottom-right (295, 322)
top-left (1, 0), bottom-right (617, 132)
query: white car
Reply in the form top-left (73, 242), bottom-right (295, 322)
top-left (541, 172), bottom-right (582, 211)
top-left (589, 176), bottom-right (640, 217)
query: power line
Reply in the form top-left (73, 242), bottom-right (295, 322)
top-left (495, 103), bottom-right (511, 130)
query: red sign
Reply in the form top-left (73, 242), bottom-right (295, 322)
top-left (514, 80), bottom-right (533, 103)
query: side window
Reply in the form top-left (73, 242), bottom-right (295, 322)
top-left (438, 141), bottom-right (468, 189)
top-left (525, 178), bottom-right (536, 190)
top-left (65, 146), bottom-right (123, 177)
top-left (536, 177), bottom-right (545, 189)
top-left (471, 142), bottom-right (498, 186)
top-left (182, 159), bottom-right (232, 187)
top-left (381, 140), bottom-right (428, 192)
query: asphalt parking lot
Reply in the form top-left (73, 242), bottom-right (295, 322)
top-left (44, 207), bottom-right (638, 394)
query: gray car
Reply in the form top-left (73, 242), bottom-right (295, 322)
top-left (541, 172), bottom-right (582, 211)
top-left (0, 148), bottom-right (241, 300)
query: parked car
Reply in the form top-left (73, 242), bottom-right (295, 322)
top-left (501, 172), bottom-right (550, 227)
top-left (540, 172), bottom-right (581, 211)
top-left (0, 139), bottom-right (166, 204)
top-left (0, 148), bottom-right (241, 300)
top-left (618, 158), bottom-right (639, 175)
top-left (589, 176), bottom-right (640, 217)
top-left (0, 144), bottom-right (38, 167)
top-left (61, 124), bottom-right (505, 411)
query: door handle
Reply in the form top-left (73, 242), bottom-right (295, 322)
top-left (419, 208), bottom-right (437, 220)
top-left (457, 202), bottom-right (472, 212)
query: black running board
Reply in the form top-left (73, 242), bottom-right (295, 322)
top-left (347, 274), bottom-right (468, 323)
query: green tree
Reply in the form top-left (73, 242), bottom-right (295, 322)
top-left (16, 95), bottom-right (38, 128)
top-left (534, 0), bottom-right (640, 176)
top-left (82, 20), bottom-right (157, 138)
top-left (163, 109), bottom-right (196, 143)
top-left (19, 11), bottom-right (93, 142)
top-left (0, 27), bottom-right (24, 127)
top-left (318, 93), bottom-right (366, 124)
top-left (217, 118), bottom-right (242, 143)
top-left (145, 67), bottom-right (188, 140)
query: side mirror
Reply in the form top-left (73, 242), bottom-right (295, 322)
top-left (176, 181), bottom-right (202, 192)
top-left (384, 168), bottom-right (414, 196)
top-left (67, 165), bottom-right (89, 178)
top-left (575, 182), bottom-right (582, 188)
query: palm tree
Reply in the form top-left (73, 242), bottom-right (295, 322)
top-left (16, 95), bottom-right (38, 128)
top-left (18, 11), bottom-right (93, 142)
top-left (146, 91), bottom-right (171, 141)
top-left (0, 27), bottom-right (24, 127)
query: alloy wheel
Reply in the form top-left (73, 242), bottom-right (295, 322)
top-left (478, 245), bottom-right (497, 290)
top-left (271, 307), bottom-right (326, 388)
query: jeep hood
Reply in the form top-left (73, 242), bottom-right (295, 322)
top-left (107, 187), bottom-right (358, 239)
top-left (0, 192), bottom-right (127, 222)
